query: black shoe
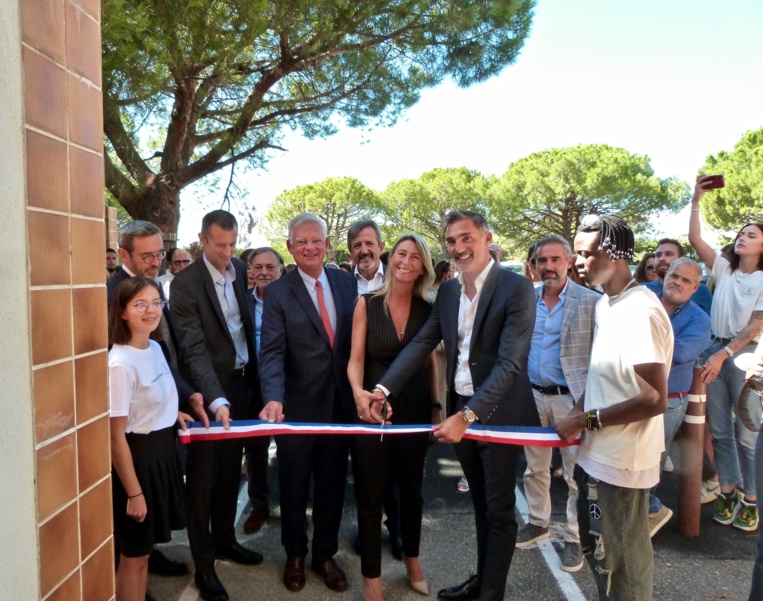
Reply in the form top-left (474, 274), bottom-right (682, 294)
top-left (148, 548), bottom-right (188, 576)
top-left (215, 542), bottom-right (264, 565)
top-left (194, 570), bottom-right (229, 601)
top-left (437, 575), bottom-right (482, 600)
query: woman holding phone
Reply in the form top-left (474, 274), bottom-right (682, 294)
top-left (689, 174), bottom-right (763, 532)
top-left (109, 277), bottom-right (193, 601)
top-left (348, 234), bottom-right (439, 601)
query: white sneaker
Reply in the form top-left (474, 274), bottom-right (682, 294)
top-left (701, 480), bottom-right (721, 504)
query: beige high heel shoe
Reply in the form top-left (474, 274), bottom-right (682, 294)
top-left (404, 556), bottom-right (429, 596)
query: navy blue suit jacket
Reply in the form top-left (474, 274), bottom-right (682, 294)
top-left (259, 267), bottom-right (357, 423)
top-left (379, 262), bottom-right (540, 427)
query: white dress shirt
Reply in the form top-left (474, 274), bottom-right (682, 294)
top-left (355, 263), bottom-right (385, 295)
top-left (298, 267), bottom-right (337, 334)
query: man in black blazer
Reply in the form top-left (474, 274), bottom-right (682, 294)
top-left (170, 210), bottom-right (263, 601)
top-left (259, 212), bottom-right (357, 593)
top-left (370, 210), bottom-right (539, 601)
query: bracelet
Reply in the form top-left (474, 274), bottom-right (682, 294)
top-left (586, 409), bottom-right (601, 431)
top-left (432, 402), bottom-right (443, 409)
top-left (596, 409), bottom-right (603, 428)
top-left (690, 207), bottom-right (700, 212)
top-left (127, 492), bottom-right (143, 499)
top-left (724, 345), bottom-right (735, 358)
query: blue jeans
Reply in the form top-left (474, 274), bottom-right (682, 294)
top-left (704, 341), bottom-right (758, 496)
top-left (747, 433), bottom-right (763, 601)
top-left (649, 393), bottom-right (690, 513)
top-left (575, 466), bottom-right (653, 601)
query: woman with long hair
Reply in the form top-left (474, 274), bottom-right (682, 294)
top-left (634, 252), bottom-right (659, 284)
top-left (348, 234), bottom-right (440, 601)
top-left (433, 259), bottom-right (455, 289)
top-left (689, 174), bottom-right (763, 532)
top-left (109, 277), bottom-right (192, 601)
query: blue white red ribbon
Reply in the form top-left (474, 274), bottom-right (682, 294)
top-left (177, 420), bottom-right (578, 448)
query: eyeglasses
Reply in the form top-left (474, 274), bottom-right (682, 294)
top-left (130, 300), bottom-right (166, 312)
top-left (128, 250), bottom-right (167, 263)
top-left (172, 259), bottom-right (191, 266)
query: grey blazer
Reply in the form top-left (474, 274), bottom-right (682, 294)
top-left (536, 279), bottom-right (599, 403)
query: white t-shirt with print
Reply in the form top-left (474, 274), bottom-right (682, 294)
top-left (577, 285), bottom-right (674, 489)
top-left (109, 341), bottom-right (178, 434)
top-left (710, 254), bottom-right (763, 340)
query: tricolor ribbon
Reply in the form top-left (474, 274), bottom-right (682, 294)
top-left (177, 420), bottom-right (578, 448)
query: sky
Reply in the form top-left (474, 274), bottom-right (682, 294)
top-left (176, 0), bottom-right (763, 251)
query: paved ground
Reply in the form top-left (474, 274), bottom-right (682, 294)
top-left (148, 441), bottom-right (756, 601)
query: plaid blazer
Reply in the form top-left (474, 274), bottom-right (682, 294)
top-left (536, 280), bottom-right (600, 402)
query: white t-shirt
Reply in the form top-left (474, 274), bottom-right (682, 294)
top-left (710, 255), bottom-right (763, 339)
top-left (109, 341), bottom-right (179, 434)
top-left (577, 285), bottom-right (674, 489)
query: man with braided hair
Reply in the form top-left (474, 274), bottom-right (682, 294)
top-left (557, 214), bottom-right (673, 601)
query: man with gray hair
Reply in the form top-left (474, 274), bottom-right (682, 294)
top-left (648, 257), bottom-right (712, 536)
top-left (108, 220), bottom-right (166, 301)
top-left (516, 235), bottom-right (599, 572)
top-left (259, 212), bottom-right (357, 593)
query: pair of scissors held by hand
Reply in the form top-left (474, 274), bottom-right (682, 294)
top-left (380, 401), bottom-right (388, 441)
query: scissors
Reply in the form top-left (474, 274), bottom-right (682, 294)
top-left (380, 400), bottom-right (388, 441)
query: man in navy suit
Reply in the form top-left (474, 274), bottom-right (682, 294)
top-left (259, 212), bottom-right (357, 593)
top-left (370, 210), bottom-right (539, 601)
top-left (171, 210), bottom-right (263, 601)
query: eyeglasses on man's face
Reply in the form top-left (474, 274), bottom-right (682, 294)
top-left (129, 250), bottom-right (167, 263)
top-left (173, 259), bottom-right (191, 267)
top-left (129, 300), bottom-right (166, 312)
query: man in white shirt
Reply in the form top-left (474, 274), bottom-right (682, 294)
top-left (371, 210), bottom-right (539, 601)
top-left (156, 248), bottom-right (193, 300)
top-left (348, 219), bottom-right (386, 294)
top-left (557, 214), bottom-right (673, 601)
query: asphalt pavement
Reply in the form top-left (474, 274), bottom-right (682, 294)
top-left (147, 440), bottom-right (756, 601)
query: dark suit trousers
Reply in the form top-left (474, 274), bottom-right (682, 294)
top-left (244, 393), bottom-right (270, 511)
top-left (454, 438), bottom-right (521, 601)
top-left (186, 372), bottom-right (249, 573)
top-left (276, 432), bottom-right (348, 564)
top-left (352, 430), bottom-right (429, 578)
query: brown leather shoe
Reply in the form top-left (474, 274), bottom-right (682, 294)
top-left (312, 558), bottom-right (348, 592)
top-left (283, 557), bottom-right (305, 592)
top-left (243, 508), bottom-right (270, 534)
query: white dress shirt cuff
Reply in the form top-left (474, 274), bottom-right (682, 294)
top-left (208, 398), bottom-right (230, 414)
top-left (375, 384), bottom-right (391, 397)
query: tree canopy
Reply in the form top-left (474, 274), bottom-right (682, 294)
top-left (261, 177), bottom-right (383, 261)
top-left (488, 144), bottom-right (690, 253)
top-left (699, 126), bottom-right (763, 231)
top-left (382, 167), bottom-right (490, 258)
top-left (102, 0), bottom-right (536, 237)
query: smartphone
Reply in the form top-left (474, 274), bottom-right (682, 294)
top-left (703, 174), bottom-right (725, 190)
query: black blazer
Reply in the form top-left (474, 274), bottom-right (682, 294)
top-left (379, 262), bottom-right (540, 427)
top-left (170, 256), bottom-right (258, 409)
top-left (259, 267), bottom-right (357, 423)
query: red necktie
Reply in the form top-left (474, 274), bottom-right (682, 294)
top-left (315, 280), bottom-right (335, 348)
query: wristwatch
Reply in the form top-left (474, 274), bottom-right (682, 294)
top-left (462, 407), bottom-right (478, 424)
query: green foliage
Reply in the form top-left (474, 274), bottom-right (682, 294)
top-left (699, 126), bottom-right (763, 230)
top-left (382, 167), bottom-right (490, 259)
top-left (262, 177), bottom-right (383, 260)
top-left (102, 0), bottom-right (536, 233)
top-left (488, 144), bottom-right (690, 255)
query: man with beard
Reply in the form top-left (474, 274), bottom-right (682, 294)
top-left (516, 236), bottom-right (599, 573)
top-left (242, 247), bottom-right (284, 535)
top-left (646, 238), bottom-right (713, 316)
top-left (107, 247), bottom-right (119, 280)
top-left (557, 214), bottom-right (673, 601)
top-left (348, 220), bottom-right (386, 294)
top-left (647, 258), bottom-right (711, 536)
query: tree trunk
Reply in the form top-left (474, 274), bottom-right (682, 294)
top-left (123, 182), bottom-right (182, 249)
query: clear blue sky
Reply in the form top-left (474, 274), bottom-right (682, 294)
top-left (177, 0), bottom-right (763, 249)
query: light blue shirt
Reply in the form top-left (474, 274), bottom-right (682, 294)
top-left (528, 279), bottom-right (569, 388)
top-left (298, 268), bottom-right (337, 334)
top-left (202, 256), bottom-right (249, 416)
top-left (252, 287), bottom-right (264, 358)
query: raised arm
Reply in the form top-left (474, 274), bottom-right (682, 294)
top-left (688, 175), bottom-right (719, 269)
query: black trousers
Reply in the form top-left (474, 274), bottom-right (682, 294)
top-left (276, 432), bottom-right (348, 565)
top-left (244, 394), bottom-right (270, 511)
top-left (185, 372), bottom-right (250, 574)
top-left (353, 431), bottom-right (429, 577)
top-left (454, 438), bottom-right (521, 601)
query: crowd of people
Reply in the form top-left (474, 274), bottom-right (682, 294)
top-left (105, 174), bottom-right (763, 601)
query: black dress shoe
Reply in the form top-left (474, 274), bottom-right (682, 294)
top-left (437, 574), bottom-right (482, 600)
top-left (194, 570), bottom-right (229, 601)
top-left (215, 542), bottom-right (264, 565)
top-left (148, 548), bottom-right (188, 576)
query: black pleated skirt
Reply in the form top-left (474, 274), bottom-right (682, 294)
top-left (112, 426), bottom-right (186, 558)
